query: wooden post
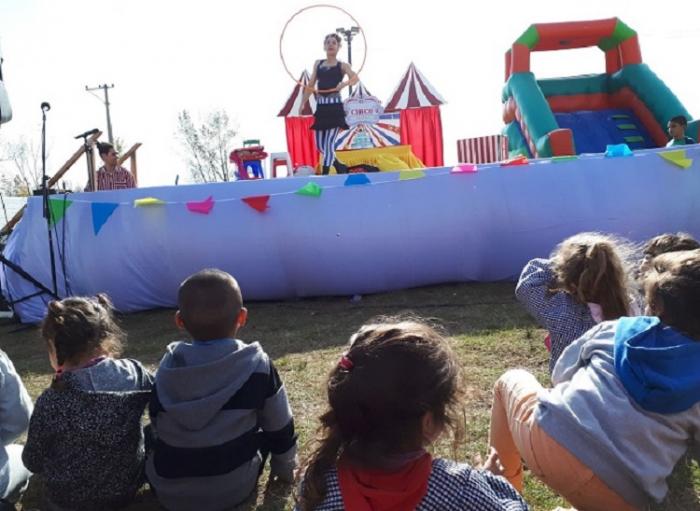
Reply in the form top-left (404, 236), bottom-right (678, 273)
top-left (118, 143), bottom-right (142, 187)
top-left (0, 131), bottom-right (103, 236)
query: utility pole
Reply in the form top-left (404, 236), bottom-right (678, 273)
top-left (85, 83), bottom-right (115, 144)
top-left (336, 26), bottom-right (360, 95)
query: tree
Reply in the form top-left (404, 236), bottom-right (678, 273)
top-left (0, 136), bottom-right (45, 195)
top-left (176, 109), bottom-right (237, 183)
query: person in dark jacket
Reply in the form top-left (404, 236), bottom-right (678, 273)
top-left (23, 294), bottom-right (153, 511)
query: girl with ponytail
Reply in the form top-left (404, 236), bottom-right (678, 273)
top-left (296, 318), bottom-right (528, 511)
top-left (23, 295), bottom-right (153, 510)
top-left (515, 232), bottom-right (639, 374)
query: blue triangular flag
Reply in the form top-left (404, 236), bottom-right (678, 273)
top-left (91, 202), bottom-right (119, 235)
top-left (344, 174), bottom-right (371, 186)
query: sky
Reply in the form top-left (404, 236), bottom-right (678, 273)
top-left (1, 0), bottom-right (699, 189)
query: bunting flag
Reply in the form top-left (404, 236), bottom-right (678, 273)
top-left (399, 170), bottom-right (426, 181)
top-left (48, 198), bottom-right (73, 226)
top-left (551, 155), bottom-right (578, 163)
top-left (451, 163), bottom-right (477, 173)
top-left (605, 144), bottom-right (633, 158)
top-left (344, 174), bottom-right (371, 186)
top-left (187, 196), bottom-right (215, 214)
top-left (242, 195), bottom-right (270, 212)
top-left (91, 202), bottom-right (119, 235)
top-left (296, 182), bottom-right (323, 197)
top-left (501, 155), bottom-right (529, 167)
top-left (134, 197), bottom-right (166, 207)
top-left (659, 150), bottom-right (693, 169)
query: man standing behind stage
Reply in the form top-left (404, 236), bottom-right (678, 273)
top-left (85, 142), bottom-right (136, 191)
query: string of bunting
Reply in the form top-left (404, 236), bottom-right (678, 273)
top-left (46, 148), bottom-right (693, 235)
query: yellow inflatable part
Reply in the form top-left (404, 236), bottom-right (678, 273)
top-left (319, 145), bottom-right (425, 174)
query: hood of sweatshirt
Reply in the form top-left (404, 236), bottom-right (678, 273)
top-left (337, 453), bottom-right (432, 511)
top-left (614, 316), bottom-right (700, 414)
top-left (154, 339), bottom-right (266, 430)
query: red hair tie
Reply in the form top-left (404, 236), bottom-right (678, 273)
top-left (338, 355), bottom-right (354, 371)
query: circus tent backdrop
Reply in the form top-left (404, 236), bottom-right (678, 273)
top-left (385, 63), bottom-right (446, 167)
top-left (335, 82), bottom-right (401, 150)
top-left (278, 70), bottom-right (318, 168)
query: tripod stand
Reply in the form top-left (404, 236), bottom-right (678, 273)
top-left (40, 102), bottom-right (58, 296)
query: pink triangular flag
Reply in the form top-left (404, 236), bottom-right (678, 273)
top-left (242, 195), bottom-right (270, 213)
top-left (186, 196), bottom-right (214, 215)
top-left (451, 163), bottom-right (478, 173)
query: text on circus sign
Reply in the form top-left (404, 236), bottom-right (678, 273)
top-left (344, 97), bottom-right (384, 127)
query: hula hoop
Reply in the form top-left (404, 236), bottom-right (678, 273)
top-left (279, 4), bottom-right (367, 94)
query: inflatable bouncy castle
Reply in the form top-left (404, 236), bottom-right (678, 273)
top-left (503, 18), bottom-right (700, 157)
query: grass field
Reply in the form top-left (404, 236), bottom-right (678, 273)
top-left (1, 282), bottom-right (698, 510)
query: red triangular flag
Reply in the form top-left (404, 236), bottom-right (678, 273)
top-left (242, 195), bottom-right (270, 213)
top-left (501, 155), bottom-right (529, 167)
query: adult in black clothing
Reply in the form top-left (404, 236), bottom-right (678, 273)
top-left (301, 33), bottom-right (358, 175)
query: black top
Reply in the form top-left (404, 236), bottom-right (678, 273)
top-left (317, 61), bottom-right (343, 94)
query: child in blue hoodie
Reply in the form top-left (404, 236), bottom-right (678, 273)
top-left (146, 269), bottom-right (297, 511)
top-left (489, 248), bottom-right (700, 510)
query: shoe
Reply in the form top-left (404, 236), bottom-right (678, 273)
top-left (322, 166), bottom-right (330, 175)
top-left (333, 159), bottom-right (348, 174)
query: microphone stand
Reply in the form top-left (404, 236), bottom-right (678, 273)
top-left (40, 104), bottom-right (59, 296)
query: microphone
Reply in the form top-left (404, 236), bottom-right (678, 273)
top-left (74, 128), bottom-right (99, 139)
top-left (41, 102), bottom-right (51, 112)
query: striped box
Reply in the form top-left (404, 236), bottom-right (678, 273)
top-left (457, 135), bottom-right (509, 164)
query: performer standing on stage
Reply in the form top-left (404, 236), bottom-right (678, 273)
top-left (302, 33), bottom-right (358, 175)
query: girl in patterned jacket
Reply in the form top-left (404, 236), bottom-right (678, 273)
top-left (22, 295), bottom-right (153, 511)
top-left (296, 318), bottom-right (529, 511)
top-left (515, 232), bottom-right (639, 375)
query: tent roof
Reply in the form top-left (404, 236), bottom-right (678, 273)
top-left (385, 63), bottom-right (446, 112)
top-left (278, 70), bottom-right (316, 117)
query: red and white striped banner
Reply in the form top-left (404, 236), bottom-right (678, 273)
top-left (457, 135), bottom-right (509, 164)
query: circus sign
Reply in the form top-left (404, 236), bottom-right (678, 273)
top-left (344, 96), bottom-right (384, 127)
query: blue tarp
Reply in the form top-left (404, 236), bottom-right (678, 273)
top-left (2, 145), bottom-right (700, 323)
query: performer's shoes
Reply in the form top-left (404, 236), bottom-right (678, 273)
top-left (334, 159), bottom-right (349, 174)
top-left (322, 165), bottom-right (330, 175)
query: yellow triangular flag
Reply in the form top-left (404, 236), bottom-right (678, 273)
top-left (134, 197), bottom-right (166, 207)
top-left (399, 170), bottom-right (426, 181)
top-left (659, 150), bottom-right (693, 169)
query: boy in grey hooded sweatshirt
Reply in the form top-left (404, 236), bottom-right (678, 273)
top-left (146, 269), bottom-right (297, 511)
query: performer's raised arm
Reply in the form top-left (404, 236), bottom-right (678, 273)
top-left (338, 62), bottom-right (359, 92)
top-left (301, 60), bottom-right (320, 106)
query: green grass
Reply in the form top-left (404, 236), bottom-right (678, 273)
top-left (2, 282), bottom-right (699, 510)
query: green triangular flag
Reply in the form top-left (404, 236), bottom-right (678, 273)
top-left (551, 155), bottom-right (578, 163)
top-left (296, 182), bottom-right (323, 197)
top-left (399, 170), bottom-right (426, 180)
top-left (48, 198), bottom-right (73, 226)
top-left (659, 150), bottom-right (693, 169)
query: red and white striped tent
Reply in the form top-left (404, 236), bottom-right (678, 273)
top-left (277, 70), bottom-right (316, 117)
top-left (385, 62), bottom-right (446, 112)
top-left (384, 63), bottom-right (446, 167)
top-left (278, 71), bottom-right (318, 168)
top-left (457, 135), bottom-right (509, 164)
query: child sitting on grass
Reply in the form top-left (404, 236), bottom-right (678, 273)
top-left (516, 232), bottom-right (638, 374)
top-left (147, 269), bottom-right (297, 511)
top-left (296, 318), bottom-right (528, 511)
top-left (490, 248), bottom-right (700, 510)
top-left (23, 295), bottom-right (153, 511)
